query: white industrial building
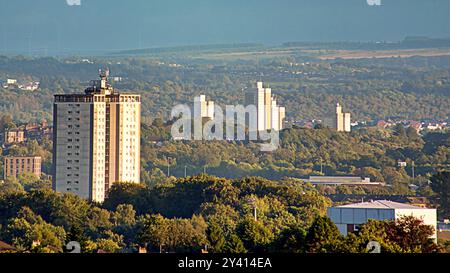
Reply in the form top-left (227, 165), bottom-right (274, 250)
top-left (305, 176), bottom-right (385, 186)
top-left (327, 200), bottom-right (437, 240)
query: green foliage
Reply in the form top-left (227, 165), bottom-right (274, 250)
top-left (430, 171), bottom-right (450, 218)
top-left (340, 216), bottom-right (438, 253)
top-left (102, 182), bottom-right (149, 213)
top-left (271, 224), bottom-right (307, 253)
top-left (5, 207), bottom-right (66, 252)
top-left (137, 214), bottom-right (208, 253)
top-left (305, 216), bottom-right (342, 253)
top-left (206, 220), bottom-right (226, 253)
top-left (237, 216), bottom-right (275, 252)
top-left (0, 174), bottom-right (443, 253)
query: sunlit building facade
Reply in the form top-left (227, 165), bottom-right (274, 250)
top-left (245, 81), bottom-right (285, 131)
top-left (53, 71), bottom-right (141, 202)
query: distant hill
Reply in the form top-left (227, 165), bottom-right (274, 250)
top-left (113, 43), bottom-right (264, 56)
top-left (283, 37), bottom-right (450, 50)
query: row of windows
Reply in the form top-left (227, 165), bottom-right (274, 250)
top-left (67, 160), bottom-right (80, 163)
top-left (6, 159), bottom-right (40, 164)
top-left (7, 164), bottom-right (38, 169)
top-left (67, 145), bottom-right (80, 149)
top-left (8, 169), bottom-right (38, 175)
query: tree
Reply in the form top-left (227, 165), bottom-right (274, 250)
top-left (339, 217), bottom-right (438, 253)
top-left (17, 173), bottom-right (40, 191)
top-left (5, 207), bottom-right (66, 252)
top-left (137, 214), bottom-right (207, 253)
top-left (95, 238), bottom-right (122, 253)
top-left (137, 214), bottom-right (170, 252)
top-left (224, 234), bottom-right (247, 253)
top-left (386, 216), bottom-right (438, 253)
top-left (430, 171), bottom-right (450, 218)
top-left (85, 207), bottom-right (113, 236)
top-left (236, 216), bottom-right (274, 252)
top-left (393, 124), bottom-right (407, 138)
top-left (0, 115), bottom-right (15, 130)
top-left (206, 220), bottom-right (226, 253)
top-left (112, 204), bottom-right (136, 227)
top-left (66, 223), bottom-right (91, 253)
top-left (94, 230), bottom-right (125, 253)
top-left (272, 225), bottom-right (307, 253)
top-left (103, 182), bottom-right (148, 213)
top-left (152, 117), bottom-right (164, 127)
top-left (0, 177), bottom-right (24, 193)
top-left (305, 216), bottom-right (342, 253)
top-left (339, 219), bottom-right (402, 253)
top-left (406, 126), bottom-right (420, 140)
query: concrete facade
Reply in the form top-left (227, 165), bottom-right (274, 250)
top-left (4, 156), bottom-right (42, 179)
top-left (53, 71), bottom-right (141, 202)
top-left (193, 95), bottom-right (215, 120)
top-left (245, 81), bottom-right (285, 132)
top-left (335, 103), bottom-right (351, 132)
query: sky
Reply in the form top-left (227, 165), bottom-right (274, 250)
top-left (0, 0), bottom-right (449, 55)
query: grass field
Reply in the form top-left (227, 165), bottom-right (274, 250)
top-left (187, 46), bottom-right (450, 61)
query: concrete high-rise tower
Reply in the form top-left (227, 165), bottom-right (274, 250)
top-left (335, 103), bottom-right (351, 132)
top-left (245, 81), bottom-right (285, 132)
top-left (53, 70), bottom-right (141, 202)
top-left (193, 95), bottom-right (215, 120)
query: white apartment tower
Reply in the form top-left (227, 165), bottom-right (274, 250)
top-left (245, 81), bottom-right (285, 131)
top-left (335, 103), bottom-right (351, 132)
top-left (53, 70), bottom-right (141, 202)
top-left (193, 95), bottom-right (215, 120)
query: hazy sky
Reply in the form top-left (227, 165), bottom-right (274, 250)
top-left (1, 0), bottom-right (449, 54)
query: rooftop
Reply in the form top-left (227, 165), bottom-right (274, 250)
top-left (336, 200), bottom-right (429, 210)
top-left (0, 241), bottom-right (16, 251)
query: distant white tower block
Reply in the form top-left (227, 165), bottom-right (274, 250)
top-left (245, 81), bottom-right (286, 132)
top-left (278, 107), bottom-right (286, 130)
top-left (206, 101), bottom-right (215, 119)
top-left (193, 95), bottom-right (215, 120)
top-left (271, 100), bottom-right (280, 131)
top-left (344, 113), bottom-right (351, 132)
top-left (335, 103), bottom-right (351, 132)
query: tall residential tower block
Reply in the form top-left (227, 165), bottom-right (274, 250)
top-left (335, 103), bottom-right (351, 132)
top-left (245, 81), bottom-right (285, 131)
top-left (53, 71), bottom-right (141, 202)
